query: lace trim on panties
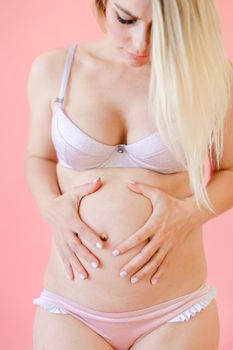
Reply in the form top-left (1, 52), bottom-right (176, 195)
top-left (33, 298), bottom-right (68, 314)
top-left (168, 287), bottom-right (216, 322)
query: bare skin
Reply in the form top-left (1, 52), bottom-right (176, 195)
top-left (30, 38), bottom-right (220, 350)
top-left (29, 1), bottom-right (221, 348)
top-left (38, 38), bottom-right (207, 307)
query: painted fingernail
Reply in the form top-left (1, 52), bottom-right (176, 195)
top-left (112, 249), bottom-right (120, 256)
top-left (91, 261), bottom-right (98, 268)
top-left (151, 278), bottom-right (158, 285)
top-left (128, 180), bottom-right (136, 184)
top-left (92, 177), bottom-right (101, 183)
top-left (96, 242), bottom-right (103, 249)
top-left (79, 273), bottom-right (86, 280)
top-left (131, 277), bottom-right (139, 284)
top-left (120, 270), bottom-right (127, 277)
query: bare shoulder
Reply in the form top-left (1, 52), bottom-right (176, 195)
top-left (27, 38), bottom-right (107, 118)
top-left (25, 40), bottom-right (108, 160)
top-left (27, 45), bottom-right (69, 109)
top-left (26, 45), bottom-right (68, 160)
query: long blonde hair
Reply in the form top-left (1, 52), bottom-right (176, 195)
top-left (93, 0), bottom-right (233, 215)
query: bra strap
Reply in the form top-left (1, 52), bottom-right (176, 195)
top-left (54, 44), bottom-right (77, 106)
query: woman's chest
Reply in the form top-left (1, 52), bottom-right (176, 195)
top-left (56, 68), bottom-right (155, 145)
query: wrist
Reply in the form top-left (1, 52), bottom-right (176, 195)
top-left (184, 195), bottom-right (214, 229)
top-left (39, 193), bottom-right (60, 216)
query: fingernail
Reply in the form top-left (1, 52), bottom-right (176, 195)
top-left (67, 275), bottom-right (72, 280)
top-left (96, 242), bottom-right (103, 249)
top-left (91, 261), bottom-right (98, 268)
top-left (79, 273), bottom-right (86, 280)
top-left (128, 180), bottom-right (136, 184)
top-left (131, 277), bottom-right (139, 284)
top-left (92, 177), bottom-right (101, 183)
top-left (120, 270), bottom-right (127, 277)
top-left (151, 278), bottom-right (158, 285)
top-left (112, 249), bottom-right (120, 256)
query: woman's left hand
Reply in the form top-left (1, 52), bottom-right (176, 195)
top-left (111, 180), bottom-right (197, 285)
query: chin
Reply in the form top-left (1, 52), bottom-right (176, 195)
top-left (125, 56), bottom-right (150, 67)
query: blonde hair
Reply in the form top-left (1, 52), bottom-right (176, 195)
top-left (93, 0), bottom-right (233, 215)
top-left (92, 0), bottom-right (107, 32)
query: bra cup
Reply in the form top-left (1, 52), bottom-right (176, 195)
top-left (51, 101), bottom-right (187, 173)
top-left (51, 114), bottom-right (68, 166)
top-left (64, 142), bottom-right (114, 171)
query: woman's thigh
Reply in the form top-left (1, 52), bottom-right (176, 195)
top-left (130, 299), bottom-right (220, 350)
top-left (33, 306), bottom-right (115, 350)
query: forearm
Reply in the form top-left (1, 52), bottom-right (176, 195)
top-left (186, 169), bottom-right (233, 228)
top-left (25, 156), bottom-right (62, 213)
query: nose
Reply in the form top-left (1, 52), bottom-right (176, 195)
top-left (132, 23), bottom-right (151, 55)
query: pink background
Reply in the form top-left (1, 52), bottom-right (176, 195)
top-left (1, 1), bottom-right (232, 349)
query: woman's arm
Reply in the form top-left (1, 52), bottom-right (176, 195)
top-left (25, 156), bottom-right (62, 215)
top-left (25, 50), bottom-right (105, 279)
top-left (24, 50), bottom-right (62, 214)
top-left (186, 169), bottom-right (233, 227)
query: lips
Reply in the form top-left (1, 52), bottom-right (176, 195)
top-left (124, 49), bottom-right (149, 60)
top-left (123, 50), bottom-right (149, 61)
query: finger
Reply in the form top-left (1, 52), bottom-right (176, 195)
top-left (112, 217), bottom-right (161, 256)
top-left (63, 243), bottom-right (89, 280)
top-left (70, 218), bottom-right (104, 250)
top-left (118, 234), bottom-right (160, 277)
top-left (65, 263), bottom-right (74, 280)
top-left (127, 181), bottom-right (162, 203)
top-left (119, 244), bottom-right (159, 281)
top-left (58, 245), bottom-right (75, 280)
top-left (121, 248), bottom-right (166, 285)
top-left (70, 177), bottom-right (102, 201)
top-left (150, 253), bottom-right (171, 285)
top-left (69, 253), bottom-right (89, 280)
top-left (68, 232), bottom-right (100, 269)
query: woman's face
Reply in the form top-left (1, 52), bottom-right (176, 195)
top-left (104, 0), bottom-right (152, 66)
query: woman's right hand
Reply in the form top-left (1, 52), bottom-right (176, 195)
top-left (40, 177), bottom-right (105, 281)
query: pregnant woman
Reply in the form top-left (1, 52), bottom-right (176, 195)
top-left (25, 1), bottom-right (233, 349)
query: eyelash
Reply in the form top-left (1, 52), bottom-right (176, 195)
top-left (116, 14), bottom-right (136, 25)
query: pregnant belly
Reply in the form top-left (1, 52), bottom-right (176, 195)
top-left (44, 168), bottom-right (208, 312)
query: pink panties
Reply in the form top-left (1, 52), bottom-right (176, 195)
top-left (33, 282), bottom-right (216, 350)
